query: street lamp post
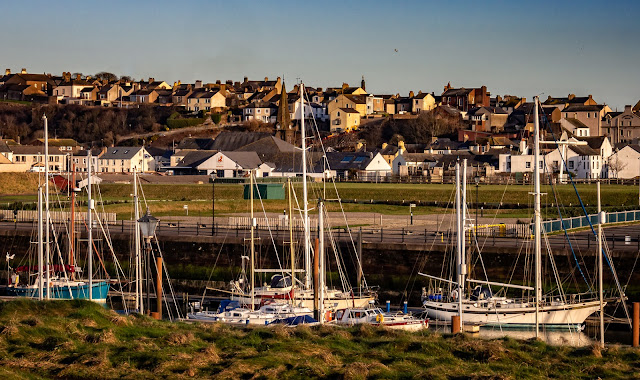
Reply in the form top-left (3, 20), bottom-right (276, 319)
top-left (409, 203), bottom-right (416, 225)
top-left (138, 209), bottom-right (158, 315)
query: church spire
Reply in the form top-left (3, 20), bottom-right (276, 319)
top-left (277, 80), bottom-right (291, 130)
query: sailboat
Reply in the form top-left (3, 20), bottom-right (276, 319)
top-left (188, 82), bottom-right (375, 324)
top-left (421, 97), bottom-right (604, 330)
top-left (7, 116), bottom-right (110, 302)
top-left (228, 82), bottom-right (376, 315)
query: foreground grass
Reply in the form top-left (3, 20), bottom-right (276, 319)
top-left (0, 300), bottom-right (638, 379)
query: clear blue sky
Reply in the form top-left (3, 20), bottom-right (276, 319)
top-left (3, 0), bottom-right (639, 109)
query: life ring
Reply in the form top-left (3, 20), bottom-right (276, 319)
top-left (376, 314), bottom-right (384, 323)
top-left (451, 289), bottom-right (458, 301)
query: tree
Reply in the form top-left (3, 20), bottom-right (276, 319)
top-left (94, 72), bottom-right (118, 82)
top-left (608, 153), bottom-right (627, 179)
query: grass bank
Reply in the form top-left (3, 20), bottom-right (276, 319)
top-left (0, 299), bottom-right (638, 379)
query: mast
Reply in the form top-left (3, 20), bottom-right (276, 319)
top-left (87, 150), bottom-right (93, 301)
top-left (300, 82), bottom-right (311, 290)
top-left (288, 178), bottom-right (295, 301)
top-left (455, 162), bottom-right (463, 329)
top-left (37, 186), bottom-right (43, 300)
top-left (533, 96), bottom-right (542, 338)
top-left (250, 170), bottom-right (255, 311)
top-left (461, 159), bottom-right (467, 297)
top-left (70, 164), bottom-right (76, 280)
top-left (43, 115), bottom-right (50, 300)
top-left (597, 181), bottom-right (604, 348)
top-left (134, 170), bottom-right (142, 313)
top-left (318, 200), bottom-right (325, 324)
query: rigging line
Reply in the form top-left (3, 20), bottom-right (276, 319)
top-left (153, 237), bottom-right (182, 321)
top-left (539, 110), bottom-right (592, 288)
top-left (304, 90), bottom-right (367, 289)
top-left (254, 172), bottom-right (288, 281)
top-left (403, 184), bottom-right (455, 301)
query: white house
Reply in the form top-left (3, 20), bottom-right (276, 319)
top-left (607, 145), bottom-right (640, 179)
top-left (320, 151), bottom-right (392, 180)
top-left (243, 102), bottom-right (277, 123)
top-left (392, 153), bottom-right (439, 175)
top-left (198, 151), bottom-right (265, 178)
top-left (98, 147), bottom-right (155, 173)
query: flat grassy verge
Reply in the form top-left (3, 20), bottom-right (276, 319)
top-left (0, 300), bottom-right (638, 379)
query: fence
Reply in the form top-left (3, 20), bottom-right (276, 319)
top-left (0, 210), bottom-right (117, 224)
top-left (541, 209), bottom-right (640, 234)
top-left (228, 216), bottom-right (318, 230)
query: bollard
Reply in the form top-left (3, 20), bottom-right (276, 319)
top-left (403, 301), bottom-right (408, 314)
top-left (634, 302), bottom-right (639, 347)
top-left (386, 300), bottom-right (391, 313)
top-left (451, 315), bottom-right (461, 334)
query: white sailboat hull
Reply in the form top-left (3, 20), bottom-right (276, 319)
top-left (423, 300), bottom-right (602, 329)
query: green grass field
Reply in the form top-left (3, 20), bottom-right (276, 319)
top-left (0, 299), bottom-right (637, 379)
top-left (1, 173), bottom-right (639, 219)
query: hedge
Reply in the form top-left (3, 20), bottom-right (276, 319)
top-left (166, 117), bottom-right (205, 129)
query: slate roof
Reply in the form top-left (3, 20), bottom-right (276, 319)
top-left (176, 138), bottom-right (215, 150)
top-left (402, 153), bottom-right (439, 163)
top-left (0, 141), bottom-right (12, 153)
top-left (569, 145), bottom-right (599, 156)
top-left (11, 146), bottom-right (64, 155)
top-left (34, 138), bottom-right (80, 147)
top-left (576, 136), bottom-right (607, 150)
top-left (210, 131), bottom-right (272, 151)
top-left (564, 118), bottom-right (589, 129)
top-left (177, 150), bottom-right (217, 167)
top-left (99, 147), bottom-right (143, 160)
top-left (222, 151), bottom-right (263, 169)
top-left (442, 88), bottom-right (473, 97)
top-left (317, 151), bottom-right (379, 171)
top-left (338, 108), bottom-right (360, 114)
top-left (562, 104), bottom-right (605, 112)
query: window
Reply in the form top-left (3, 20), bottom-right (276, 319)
top-left (341, 156), bottom-right (354, 163)
top-left (587, 113), bottom-right (590, 118)
top-left (539, 161), bottom-right (543, 169)
top-left (568, 161), bottom-right (574, 169)
top-left (354, 156), bottom-right (366, 163)
top-left (526, 162), bottom-right (531, 169)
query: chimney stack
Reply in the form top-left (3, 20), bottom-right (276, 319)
top-left (264, 77), bottom-right (269, 82)
top-left (195, 80), bottom-right (203, 89)
top-left (243, 76), bottom-right (248, 83)
top-left (5, 69), bottom-right (10, 75)
top-left (21, 68), bottom-right (27, 74)
top-left (76, 73), bottom-right (81, 80)
top-left (148, 77), bottom-right (154, 83)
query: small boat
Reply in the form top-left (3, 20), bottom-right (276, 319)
top-left (187, 300), bottom-right (315, 326)
top-left (332, 304), bottom-right (428, 331)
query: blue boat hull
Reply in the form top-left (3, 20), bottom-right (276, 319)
top-left (6, 281), bottom-right (111, 302)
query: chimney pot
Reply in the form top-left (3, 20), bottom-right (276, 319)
top-left (21, 68), bottom-right (27, 74)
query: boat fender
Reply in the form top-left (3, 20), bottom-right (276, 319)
top-left (451, 289), bottom-right (458, 301)
top-left (376, 314), bottom-right (384, 323)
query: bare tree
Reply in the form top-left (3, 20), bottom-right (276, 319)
top-left (608, 154), bottom-right (627, 179)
